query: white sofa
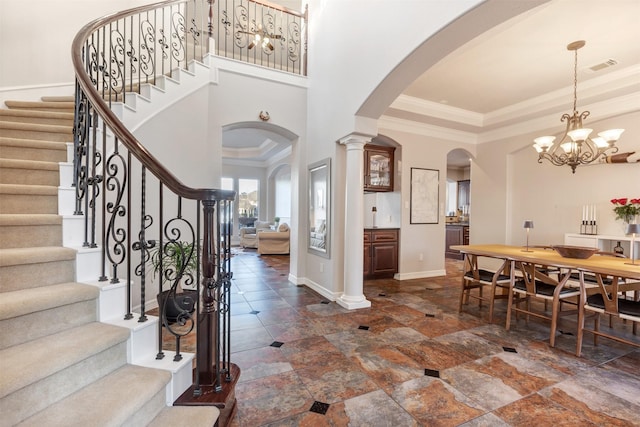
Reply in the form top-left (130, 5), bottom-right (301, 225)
top-left (239, 220), bottom-right (272, 248)
top-left (258, 223), bottom-right (290, 255)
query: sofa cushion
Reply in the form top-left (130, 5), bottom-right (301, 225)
top-left (255, 221), bottom-right (272, 230)
top-left (278, 223), bottom-right (290, 232)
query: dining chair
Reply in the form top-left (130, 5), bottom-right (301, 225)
top-left (459, 254), bottom-right (512, 323)
top-left (506, 261), bottom-right (580, 347)
top-left (575, 270), bottom-right (640, 357)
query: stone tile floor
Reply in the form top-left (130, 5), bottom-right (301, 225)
top-left (164, 249), bottom-right (640, 426)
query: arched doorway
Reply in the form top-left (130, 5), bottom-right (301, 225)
top-left (445, 148), bottom-right (472, 260)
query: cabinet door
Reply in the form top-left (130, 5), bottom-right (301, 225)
top-left (372, 242), bottom-right (398, 275)
top-left (457, 180), bottom-right (470, 209)
top-left (445, 226), bottom-right (464, 260)
top-left (363, 243), bottom-right (371, 275)
top-left (364, 145), bottom-right (394, 192)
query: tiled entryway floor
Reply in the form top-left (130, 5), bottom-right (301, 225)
top-left (195, 250), bottom-right (640, 426)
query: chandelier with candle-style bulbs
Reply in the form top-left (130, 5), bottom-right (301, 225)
top-left (532, 40), bottom-right (624, 174)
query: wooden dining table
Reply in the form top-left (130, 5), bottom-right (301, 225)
top-left (451, 244), bottom-right (640, 353)
top-left (451, 244), bottom-right (640, 281)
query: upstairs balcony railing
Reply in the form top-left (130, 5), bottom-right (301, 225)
top-left (71, 0), bottom-right (305, 407)
top-left (210, 0), bottom-right (307, 75)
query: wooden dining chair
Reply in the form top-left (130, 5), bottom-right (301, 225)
top-left (459, 254), bottom-right (512, 323)
top-left (506, 261), bottom-right (580, 347)
top-left (575, 270), bottom-right (640, 357)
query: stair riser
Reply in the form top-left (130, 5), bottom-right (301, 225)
top-left (0, 299), bottom-right (97, 350)
top-left (0, 224), bottom-right (62, 248)
top-left (0, 259), bottom-right (75, 292)
top-left (0, 116), bottom-right (73, 127)
top-left (0, 194), bottom-right (58, 214)
top-left (0, 341), bottom-right (127, 426)
top-left (0, 167), bottom-right (59, 186)
top-left (0, 128), bottom-right (72, 142)
top-left (0, 144), bottom-right (67, 162)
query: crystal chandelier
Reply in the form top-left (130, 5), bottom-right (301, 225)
top-left (532, 41), bottom-right (624, 174)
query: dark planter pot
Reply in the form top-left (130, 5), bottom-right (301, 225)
top-left (157, 289), bottom-right (197, 324)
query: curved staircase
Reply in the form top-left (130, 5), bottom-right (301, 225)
top-left (0, 97), bottom-right (219, 426)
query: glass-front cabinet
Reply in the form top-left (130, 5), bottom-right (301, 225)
top-left (364, 144), bottom-right (395, 192)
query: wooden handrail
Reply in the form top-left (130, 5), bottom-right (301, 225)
top-left (71, 0), bottom-right (234, 203)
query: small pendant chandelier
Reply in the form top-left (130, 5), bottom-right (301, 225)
top-left (532, 40), bottom-right (624, 174)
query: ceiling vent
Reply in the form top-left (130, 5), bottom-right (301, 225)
top-left (587, 59), bottom-right (618, 72)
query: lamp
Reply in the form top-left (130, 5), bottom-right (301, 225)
top-left (625, 223), bottom-right (640, 266)
top-left (522, 220), bottom-right (534, 252)
top-left (371, 206), bottom-right (377, 228)
top-left (532, 41), bottom-right (623, 174)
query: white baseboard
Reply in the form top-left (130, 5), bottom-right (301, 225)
top-left (394, 269), bottom-right (447, 280)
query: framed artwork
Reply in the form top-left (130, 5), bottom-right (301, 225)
top-left (410, 168), bottom-right (439, 224)
top-left (308, 158), bottom-right (331, 258)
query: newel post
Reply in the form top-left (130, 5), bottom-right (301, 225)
top-left (196, 199), bottom-right (221, 389)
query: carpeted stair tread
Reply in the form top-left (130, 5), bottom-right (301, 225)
top-left (0, 158), bottom-right (59, 171)
top-left (0, 246), bottom-right (76, 267)
top-left (4, 100), bottom-right (75, 111)
top-left (18, 364), bottom-right (171, 427)
top-left (0, 322), bottom-right (129, 399)
top-left (0, 213), bottom-right (61, 226)
top-left (0, 137), bottom-right (68, 162)
top-left (0, 214), bottom-right (62, 249)
top-left (0, 136), bottom-right (68, 150)
top-left (0, 282), bottom-right (98, 321)
top-left (0, 158), bottom-right (60, 185)
top-left (40, 96), bottom-right (75, 103)
top-left (0, 121), bottom-right (73, 142)
top-left (0, 108), bottom-right (74, 126)
top-left (0, 183), bottom-right (58, 196)
top-left (149, 406), bottom-right (220, 427)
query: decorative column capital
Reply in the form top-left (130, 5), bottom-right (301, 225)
top-left (338, 132), bottom-right (374, 150)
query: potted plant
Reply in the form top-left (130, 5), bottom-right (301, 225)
top-left (150, 240), bottom-right (199, 324)
top-left (274, 217), bottom-right (280, 228)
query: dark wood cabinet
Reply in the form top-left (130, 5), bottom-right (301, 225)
top-left (445, 225), bottom-right (469, 260)
top-left (364, 228), bottom-right (399, 279)
top-left (364, 144), bottom-right (395, 192)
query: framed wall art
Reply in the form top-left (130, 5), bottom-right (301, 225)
top-left (410, 168), bottom-right (439, 224)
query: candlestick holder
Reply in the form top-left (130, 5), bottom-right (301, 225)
top-left (580, 220), bottom-right (597, 235)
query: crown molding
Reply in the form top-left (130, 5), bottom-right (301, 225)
top-left (377, 115), bottom-right (478, 143)
top-left (389, 95), bottom-right (484, 127)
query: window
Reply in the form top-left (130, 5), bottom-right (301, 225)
top-left (238, 179), bottom-right (259, 219)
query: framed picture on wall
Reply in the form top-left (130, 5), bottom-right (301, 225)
top-left (308, 158), bottom-right (331, 258)
top-left (410, 168), bottom-right (439, 224)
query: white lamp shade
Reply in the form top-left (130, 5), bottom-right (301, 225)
top-left (567, 128), bottom-right (592, 142)
top-left (626, 223), bottom-right (640, 235)
top-left (591, 137), bottom-right (608, 148)
top-left (598, 129), bottom-right (624, 142)
top-left (561, 142), bottom-right (575, 153)
top-left (533, 136), bottom-right (555, 148)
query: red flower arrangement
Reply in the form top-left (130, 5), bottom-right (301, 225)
top-left (611, 198), bottom-right (640, 223)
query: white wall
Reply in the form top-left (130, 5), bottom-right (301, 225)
top-left (133, 88), bottom-right (215, 188)
top-left (0, 0), bottom-right (150, 103)
top-left (502, 111), bottom-right (640, 248)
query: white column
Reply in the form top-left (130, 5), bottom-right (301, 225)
top-left (337, 134), bottom-right (371, 309)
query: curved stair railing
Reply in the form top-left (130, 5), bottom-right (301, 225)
top-left (70, 0), bottom-right (307, 409)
